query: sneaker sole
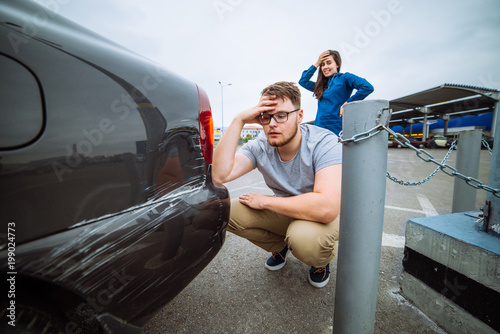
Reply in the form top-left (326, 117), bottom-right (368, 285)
top-left (265, 259), bottom-right (287, 271)
top-left (308, 275), bottom-right (330, 288)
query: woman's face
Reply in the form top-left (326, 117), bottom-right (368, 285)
top-left (321, 55), bottom-right (338, 77)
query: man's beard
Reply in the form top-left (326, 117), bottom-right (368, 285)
top-left (267, 121), bottom-right (299, 147)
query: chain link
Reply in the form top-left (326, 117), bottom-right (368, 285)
top-left (340, 116), bottom-right (500, 198)
top-left (384, 125), bottom-right (499, 198)
top-left (482, 136), bottom-right (493, 156)
top-left (338, 124), bottom-right (384, 144)
top-left (338, 108), bottom-right (391, 145)
top-left (386, 140), bottom-right (456, 186)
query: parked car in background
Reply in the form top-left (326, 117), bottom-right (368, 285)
top-left (388, 139), bottom-right (403, 148)
top-left (408, 137), bottom-right (427, 148)
top-left (0, 1), bottom-right (230, 333)
top-left (388, 136), bottom-right (426, 148)
top-left (426, 133), bottom-right (496, 150)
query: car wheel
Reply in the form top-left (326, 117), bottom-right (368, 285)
top-left (0, 294), bottom-right (67, 334)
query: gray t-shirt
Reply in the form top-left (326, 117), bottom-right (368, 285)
top-left (238, 123), bottom-right (342, 197)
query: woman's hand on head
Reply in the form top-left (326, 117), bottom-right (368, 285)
top-left (315, 51), bottom-right (331, 68)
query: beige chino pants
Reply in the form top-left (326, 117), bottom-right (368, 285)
top-left (228, 199), bottom-right (339, 267)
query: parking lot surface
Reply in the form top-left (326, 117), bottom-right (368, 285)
top-left (144, 148), bottom-right (492, 333)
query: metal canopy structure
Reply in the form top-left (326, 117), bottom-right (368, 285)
top-left (389, 83), bottom-right (499, 139)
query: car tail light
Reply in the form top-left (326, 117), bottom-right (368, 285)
top-left (197, 85), bottom-right (214, 164)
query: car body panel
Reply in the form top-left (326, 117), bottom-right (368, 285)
top-left (426, 135), bottom-right (458, 149)
top-left (9, 170), bottom-right (228, 326)
top-left (388, 140), bottom-right (402, 148)
top-left (434, 137), bottom-right (448, 147)
top-left (408, 137), bottom-right (426, 148)
top-left (0, 0), bottom-right (229, 331)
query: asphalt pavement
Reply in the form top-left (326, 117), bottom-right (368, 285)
top-left (144, 147), bottom-right (493, 334)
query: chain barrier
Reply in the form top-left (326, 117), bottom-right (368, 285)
top-left (338, 110), bottom-right (500, 198)
top-left (338, 107), bottom-right (389, 145)
top-left (386, 139), bottom-right (456, 186)
top-left (482, 136), bottom-right (493, 156)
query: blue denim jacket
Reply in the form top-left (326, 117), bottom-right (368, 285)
top-left (299, 65), bottom-right (374, 135)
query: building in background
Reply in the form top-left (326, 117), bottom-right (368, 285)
top-left (214, 125), bottom-right (263, 141)
top-left (240, 125), bottom-right (263, 140)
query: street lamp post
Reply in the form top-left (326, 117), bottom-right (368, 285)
top-left (218, 81), bottom-right (232, 136)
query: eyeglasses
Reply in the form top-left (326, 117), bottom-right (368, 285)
top-left (259, 109), bottom-right (299, 125)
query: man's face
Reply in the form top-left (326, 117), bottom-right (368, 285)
top-left (261, 98), bottom-right (303, 147)
top-left (321, 55), bottom-right (338, 77)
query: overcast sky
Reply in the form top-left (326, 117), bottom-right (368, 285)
top-left (34, 0), bottom-right (500, 128)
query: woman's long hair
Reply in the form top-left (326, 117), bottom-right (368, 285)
top-left (313, 50), bottom-right (342, 100)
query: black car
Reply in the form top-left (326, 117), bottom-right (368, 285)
top-left (0, 1), bottom-right (230, 333)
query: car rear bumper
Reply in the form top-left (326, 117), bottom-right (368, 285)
top-left (0, 167), bottom-right (230, 330)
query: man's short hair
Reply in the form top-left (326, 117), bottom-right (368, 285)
top-left (261, 81), bottom-right (301, 109)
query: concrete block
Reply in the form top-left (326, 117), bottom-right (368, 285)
top-left (405, 211), bottom-right (500, 293)
top-left (401, 272), bottom-right (497, 334)
top-left (401, 211), bottom-right (500, 333)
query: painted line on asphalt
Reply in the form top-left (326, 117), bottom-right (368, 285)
top-left (417, 194), bottom-right (439, 216)
top-left (229, 185), bottom-right (272, 193)
top-left (385, 205), bottom-right (425, 214)
top-left (228, 181), bottom-right (272, 194)
top-left (382, 233), bottom-right (406, 248)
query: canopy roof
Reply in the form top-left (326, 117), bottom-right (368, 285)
top-left (389, 84), bottom-right (499, 126)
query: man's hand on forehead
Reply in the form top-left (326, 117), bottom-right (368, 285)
top-left (259, 94), bottom-right (277, 105)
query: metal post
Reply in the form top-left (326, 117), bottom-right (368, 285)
top-left (218, 81), bottom-right (232, 135)
top-left (334, 99), bottom-right (390, 333)
top-left (221, 85), bottom-right (224, 135)
top-left (422, 107), bottom-right (429, 141)
top-left (443, 114), bottom-right (450, 136)
top-left (452, 130), bottom-right (482, 213)
top-left (491, 96), bottom-right (499, 138)
top-left (486, 99), bottom-right (500, 227)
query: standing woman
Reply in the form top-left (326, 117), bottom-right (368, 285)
top-left (299, 50), bottom-right (374, 135)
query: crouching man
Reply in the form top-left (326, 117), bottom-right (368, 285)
top-left (212, 81), bottom-right (342, 288)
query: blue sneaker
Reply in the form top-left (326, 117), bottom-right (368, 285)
top-left (308, 264), bottom-right (330, 288)
top-left (265, 245), bottom-right (288, 271)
